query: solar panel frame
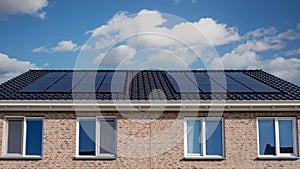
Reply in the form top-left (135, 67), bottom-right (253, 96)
top-left (97, 72), bottom-right (127, 93)
top-left (166, 73), bottom-right (201, 93)
top-left (72, 72), bottom-right (106, 93)
top-left (45, 72), bottom-right (86, 92)
top-left (227, 72), bottom-right (280, 93)
top-left (19, 72), bottom-right (67, 93)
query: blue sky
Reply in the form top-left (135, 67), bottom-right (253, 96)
top-left (0, 0), bottom-right (299, 84)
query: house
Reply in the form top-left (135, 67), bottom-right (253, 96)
top-left (0, 69), bottom-right (299, 168)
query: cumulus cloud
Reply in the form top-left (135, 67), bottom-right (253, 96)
top-left (87, 10), bottom-right (240, 48)
top-left (244, 27), bottom-right (277, 39)
top-left (0, 0), bottom-right (48, 19)
top-left (235, 40), bottom-right (284, 54)
top-left (32, 45), bottom-right (48, 53)
top-left (234, 27), bottom-right (300, 55)
top-left (52, 40), bottom-right (80, 52)
top-left (173, 0), bottom-right (197, 4)
top-left (94, 45), bottom-right (136, 68)
top-left (33, 40), bottom-right (82, 53)
top-left (0, 52), bottom-right (37, 83)
top-left (84, 9), bottom-right (240, 69)
top-left (285, 48), bottom-right (300, 56)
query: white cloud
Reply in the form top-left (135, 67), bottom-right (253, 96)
top-left (235, 40), bottom-right (284, 54)
top-left (0, 52), bottom-right (37, 83)
top-left (33, 40), bottom-right (80, 53)
top-left (94, 45), bottom-right (136, 68)
top-left (192, 18), bottom-right (240, 46)
top-left (173, 0), bottom-right (197, 4)
top-left (244, 27), bottom-right (277, 39)
top-left (234, 27), bottom-right (300, 55)
top-left (52, 40), bottom-right (79, 52)
top-left (285, 48), bottom-right (300, 56)
top-left (86, 10), bottom-right (240, 48)
top-left (0, 0), bottom-right (48, 19)
top-left (273, 29), bottom-right (300, 41)
top-left (42, 62), bottom-right (49, 67)
top-left (37, 11), bottom-right (46, 19)
top-left (84, 9), bottom-right (240, 70)
top-left (297, 22), bottom-right (300, 31)
top-left (32, 45), bottom-right (48, 53)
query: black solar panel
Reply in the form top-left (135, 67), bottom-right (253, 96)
top-left (227, 72), bottom-right (280, 93)
top-left (20, 71), bottom-right (127, 93)
top-left (46, 72), bottom-right (86, 92)
top-left (198, 84), bottom-right (227, 93)
top-left (20, 72), bottom-right (67, 92)
top-left (97, 72), bottom-right (126, 93)
top-left (72, 72), bottom-right (106, 92)
top-left (166, 73), bottom-right (200, 93)
top-left (166, 72), bottom-right (280, 93)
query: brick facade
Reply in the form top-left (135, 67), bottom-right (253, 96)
top-left (0, 111), bottom-right (299, 168)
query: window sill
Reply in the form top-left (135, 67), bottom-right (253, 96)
top-left (74, 156), bottom-right (117, 160)
top-left (257, 156), bottom-right (298, 160)
top-left (184, 156), bottom-right (225, 160)
top-left (0, 156), bottom-right (42, 160)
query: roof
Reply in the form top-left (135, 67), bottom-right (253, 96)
top-left (0, 69), bottom-right (299, 101)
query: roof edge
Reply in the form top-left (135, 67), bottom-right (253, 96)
top-left (0, 100), bottom-right (300, 112)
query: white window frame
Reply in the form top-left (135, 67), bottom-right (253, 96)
top-left (76, 116), bottom-right (117, 159)
top-left (257, 117), bottom-right (298, 159)
top-left (2, 116), bottom-right (44, 159)
top-left (184, 117), bottom-right (224, 159)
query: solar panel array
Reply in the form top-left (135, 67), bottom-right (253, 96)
top-left (20, 72), bottom-right (127, 93)
top-left (167, 72), bottom-right (280, 93)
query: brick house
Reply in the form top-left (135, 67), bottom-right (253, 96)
top-left (0, 69), bottom-right (299, 168)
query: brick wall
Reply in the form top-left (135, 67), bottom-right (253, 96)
top-left (0, 111), bottom-right (299, 168)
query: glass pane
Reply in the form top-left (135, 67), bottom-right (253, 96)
top-left (99, 119), bottom-right (116, 154)
top-left (187, 120), bottom-right (201, 154)
top-left (7, 120), bottom-right (23, 154)
top-left (79, 120), bottom-right (96, 156)
top-left (279, 120), bottom-right (294, 154)
top-left (26, 120), bottom-right (43, 156)
top-left (258, 120), bottom-right (275, 155)
top-left (206, 120), bottom-right (223, 156)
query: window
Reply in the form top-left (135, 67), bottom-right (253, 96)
top-left (257, 117), bottom-right (298, 158)
top-left (76, 117), bottom-right (117, 159)
top-left (3, 117), bottom-right (43, 158)
top-left (184, 117), bottom-right (224, 159)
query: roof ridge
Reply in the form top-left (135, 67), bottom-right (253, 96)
top-left (28, 69), bottom-right (263, 72)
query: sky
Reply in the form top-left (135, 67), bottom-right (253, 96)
top-left (0, 0), bottom-right (300, 85)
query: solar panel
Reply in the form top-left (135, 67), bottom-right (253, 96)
top-left (20, 72), bottom-right (67, 92)
top-left (225, 84), bottom-right (253, 92)
top-left (181, 72), bottom-right (279, 93)
top-left (97, 72), bottom-right (127, 93)
top-left (198, 84), bottom-right (227, 93)
top-left (245, 83), bottom-right (279, 92)
top-left (46, 72), bottom-right (86, 92)
top-left (227, 72), bottom-right (280, 93)
top-left (72, 72), bottom-right (106, 92)
top-left (166, 73), bottom-right (200, 93)
top-left (185, 72), bottom-right (211, 84)
top-left (185, 72), bottom-right (227, 93)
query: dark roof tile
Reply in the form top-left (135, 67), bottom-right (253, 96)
top-left (0, 69), bottom-right (299, 100)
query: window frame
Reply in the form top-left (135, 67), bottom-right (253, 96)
top-left (76, 116), bottom-right (117, 159)
top-left (257, 117), bottom-right (298, 159)
top-left (184, 117), bottom-right (224, 159)
top-left (2, 116), bottom-right (44, 159)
